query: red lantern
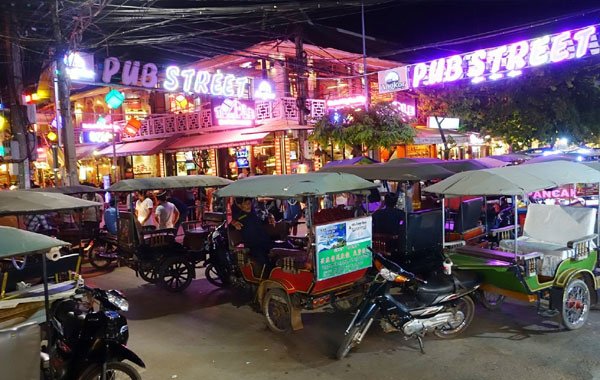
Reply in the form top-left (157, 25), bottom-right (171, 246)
top-left (124, 117), bottom-right (142, 136)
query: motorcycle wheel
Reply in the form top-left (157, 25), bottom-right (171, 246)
top-left (434, 295), bottom-right (475, 339)
top-left (77, 361), bottom-right (141, 380)
top-left (138, 262), bottom-right (159, 284)
top-left (205, 263), bottom-right (229, 288)
top-left (336, 321), bottom-right (371, 360)
top-left (477, 290), bottom-right (505, 311)
top-left (89, 241), bottom-right (116, 270)
top-left (561, 278), bottom-right (591, 330)
top-left (263, 288), bottom-right (292, 333)
top-left (158, 256), bottom-right (194, 292)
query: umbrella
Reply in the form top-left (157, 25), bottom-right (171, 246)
top-left (216, 172), bottom-right (377, 198)
top-left (0, 190), bottom-right (102, 216)
top-left (29, 184), bottom-right (104, 195)
top-left (0, 226), bottom-right (69, 258)
top-left (108, 175), bottom-right (232, 192)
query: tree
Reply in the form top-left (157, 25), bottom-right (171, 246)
top-left (416, 61), bottom-right (600, 150)
top-left (310, 102), bottom-right (416, 157)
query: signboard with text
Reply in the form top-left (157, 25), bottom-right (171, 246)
top-left (377, 66), bottom-right (409, 93)
top-left (315, 216), bottom-right (372, 281)
top-left (211, 98), bottom-right (256, 127)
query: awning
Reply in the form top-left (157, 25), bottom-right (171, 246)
top-left (413, 127), bottom-right (470, 145)
top-left (76, 144), bottom-right (103, 159)
top-left (97, 139), bottom-right (168, 157)
top-left (166, 129), bottom-right (269, 151)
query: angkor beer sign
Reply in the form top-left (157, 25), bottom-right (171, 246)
top-left (409, 24), bottom-right (599, 88)
top-left (100, 58), bottom-right (251, 98)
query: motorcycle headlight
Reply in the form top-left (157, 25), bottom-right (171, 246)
top-left (107, 290), bottom-right (129, 312)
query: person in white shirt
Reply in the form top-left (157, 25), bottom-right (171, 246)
top-left (135, 191), bottom-right (155, 228)
top-left (155, 191), bottom-right (180, 230)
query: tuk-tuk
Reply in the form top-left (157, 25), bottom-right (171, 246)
top-left (106, 175), bottom-right (232, 292)
top-left (216, 172), bottom-right (377, 332)
top-left (425, 161), bottom-right (600, 330)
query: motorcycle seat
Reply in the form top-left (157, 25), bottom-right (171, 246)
top-left (417, 276), bottom-right (454, 295)
top-left (452, 269), bottom-right (481, 290)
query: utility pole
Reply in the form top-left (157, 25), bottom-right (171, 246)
top-left (51, 0), bottom-right (79, 186)
top-left (3, 11), bottom-right (30, 189)
top-left (361, 2), bottom-right (370, 111)
top-left (295, 24), bottom-right (309, 171)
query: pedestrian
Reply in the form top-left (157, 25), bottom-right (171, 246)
top-left (167, 191), bottom-right (187, 233)
top-left (104, 198), bottom-right (118, 235)
top-left (82, 191), bottom-right (105, 239)
top-left (283, 198), bottom-right (302, 235)
top-left (238, 167), bottom-right (251, 179)
top-left (135, 190), bottom-right (155, 229)
top-left (24, 213), bottom-right (55, 235)
top-left (155, 191), bottom-right (180, 230)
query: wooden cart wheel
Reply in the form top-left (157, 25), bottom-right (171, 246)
top-left (159, 257), bottom-right (194, 292)
top-left (561, 278), bottom-right (591, 330)
top-left (138, 261), bottom-right (159, 283)
top-left (263, 288), bottom-right (292, 333)
top-left (477, 290), bottom-right (506, 311)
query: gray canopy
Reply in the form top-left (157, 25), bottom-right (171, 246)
top-left (108, 175), bottom-right (232, 192)
top-left (29, 184), bottom-right (103, 195)
top-left (424, 161), bottom-right (600, 196)
top-left (320, 162), bottom-right (454, 181)
top-left (0, 226), bottom-right (69, 259)
top-left (0, 190), bottom-right (103, 216)
top-left (216, 172), bottom-right (377, 198)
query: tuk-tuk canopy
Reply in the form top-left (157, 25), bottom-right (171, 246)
top-left (0, 190), bottom-right (103, 216)
top-left (320, 162), bottom-right (455, 181)
top-left (0, 226), bottom-right (69, 258)
top-left (424, 161), bottom-right (600, 197)
top-left (108, 175), bottom-right (232, 192)
top-left (28, 184), bottom-right (103, 195)
top-left (216, 172), bottom-right (377, 199)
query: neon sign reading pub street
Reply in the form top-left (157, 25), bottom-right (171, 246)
top-left (410, 25), bottom-right (598, 88)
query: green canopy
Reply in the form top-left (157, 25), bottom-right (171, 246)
top-left (0, 190), bottom-right (103, 216)
top-left (29, 184), bottom-right (103, 195)
top-left (108, 175), bottom-right (232, 192)
top-left (320, 162), bottom-right (454, 181)
top-left (216, 173), bottom-right (377, 198)
top-left (425, 161), bottom-right (600, 197)
top-left (0, 226), bottom-right (69, 258)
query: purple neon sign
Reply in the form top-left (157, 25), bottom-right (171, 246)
top-left (410, 24), bottom-right (599, 88)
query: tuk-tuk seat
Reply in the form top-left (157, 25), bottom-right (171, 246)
top-left (270, 248), bottom-right (308, 269)
top-left (182, 221), bottom-right (209, 251)
top-left (499, 204), bottom-right (597, 276)
top-left (141, 228), bottom-right (176, 248)
top-left (202, 211), bottom-right (226, 227)
top-left (372, 233), bottom-right (400, 258)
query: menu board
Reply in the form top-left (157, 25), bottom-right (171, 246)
top-left (315, 216), bottom-right (372, 281)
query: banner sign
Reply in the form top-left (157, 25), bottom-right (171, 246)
top-left (211, 98), bottom-right (256, 127)
top-left (315, 216), bottom-right (372, 281)
top-left (377, 66), bottom-right (409, 93)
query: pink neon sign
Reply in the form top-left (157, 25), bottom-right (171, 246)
top-left (529, 188), bottom-right (576, 199)
top-left (410, 25), bottom-right (598, 88)
top-left (326, 95), bottom-right (366, 108)
top-left (211, 98), bottom-right (256, 127)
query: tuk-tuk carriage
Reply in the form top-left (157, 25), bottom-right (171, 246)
top-left (215, 172), bottom-right (377, 332)
top-left (105, 175), bottom-right (231, 292)
top-left (425, 161), bottom-right (600, 330)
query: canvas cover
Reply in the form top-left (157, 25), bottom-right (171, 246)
top-left (109, 175), bottom-right (232, 192)
top-left (425, 161), bottom-right (600, 196)
top-left (0, 191), bottom-right (102, 216)
top-left (523, 204), bottom-right (596, 246)
top-left (0, 227), bottom-right (69, 259)
top-left (320, 162), bottom-right (454, 181)
top-left (216, 172), bottom-right (376, 198)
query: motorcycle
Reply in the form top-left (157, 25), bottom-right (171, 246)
top-left (43, 285), bottom-right (145, 379)
top-left (204, 221), bottom-right (235, 288)
top-left (336, 250), bottom-right (480, 359)
top-left (84, 228), bottom-right (119, 270)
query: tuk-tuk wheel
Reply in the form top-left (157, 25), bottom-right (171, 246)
top-left (477, 290), bottom-right (505, 311)
top-left (158, 257), bottom-right (194, 292)
top-left (138, 262), bottom-right (159, 284)
top-left (263, 288), bottom-right (292, 333)
top-left (561, 278), bottom-right (591, 330)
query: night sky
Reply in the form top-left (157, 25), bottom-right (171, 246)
top-left (324, 0), bottom-right (600, 62)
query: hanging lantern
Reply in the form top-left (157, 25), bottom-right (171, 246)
top-left (124, 117), bottom-right (142, 136)
top-left (105, 89), bottom-right (125, 109)
top-left (175, 94), bottom-right (188, 109)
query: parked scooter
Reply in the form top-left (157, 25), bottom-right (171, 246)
top-left (204, 221), bottom-right (235, 288)
top-left (84, 228), bottom-right (119, 270)
top-left (336, 250), bottom-right (480, 359)
top-left (43, 285), bottom-right (145, 379)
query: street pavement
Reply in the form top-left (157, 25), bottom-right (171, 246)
top-left (85, 266), bottom-right (600, 380)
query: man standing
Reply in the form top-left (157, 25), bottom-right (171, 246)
top-left (155, 191), bottom-right (180, 230)
top-left (135, 190), bottom-right (155, 229)
top-left (82, 191), bottom-right (105, 238)
top-left (372, 193), bottom-right (405, 235)
top-left (104, 198), bottom-right (118, 235)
